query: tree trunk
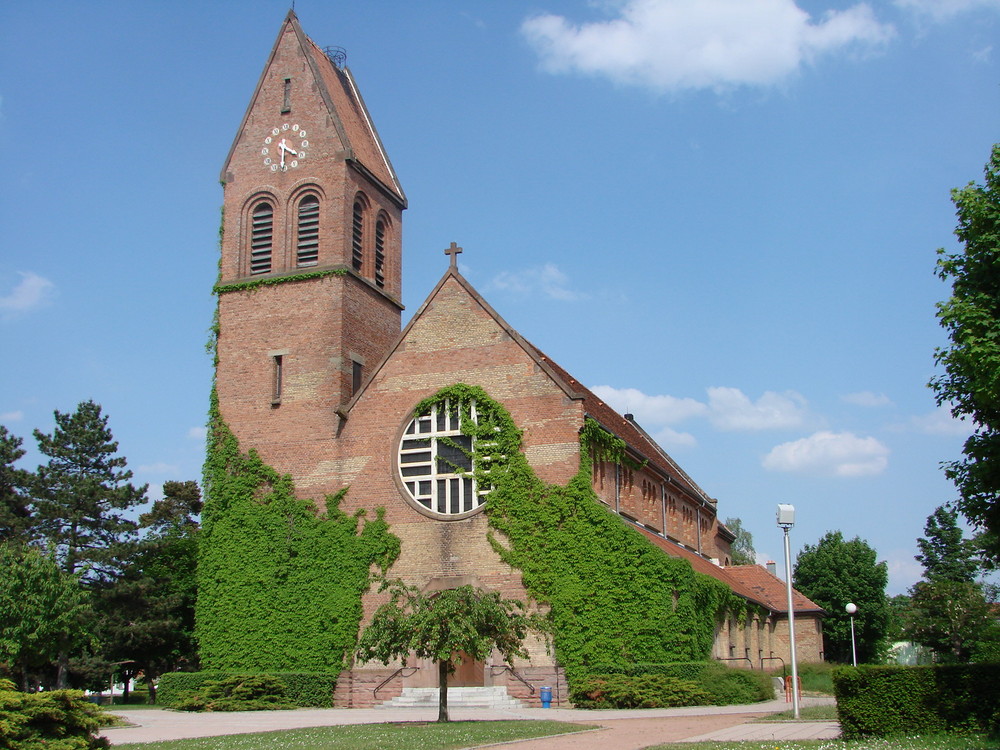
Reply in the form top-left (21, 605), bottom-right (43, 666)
top-left (437, 660), bottom-right (449, 723)
top-left (56, 649), bottom-right (69, 689)
top-left (147, 678), bottom-right (157, 705)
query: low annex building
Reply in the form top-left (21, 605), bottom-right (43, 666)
top-left (201, 11), bottom-right (824, 708)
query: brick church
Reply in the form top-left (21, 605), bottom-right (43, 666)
top-left (208, 11), bottom-right (823, 707)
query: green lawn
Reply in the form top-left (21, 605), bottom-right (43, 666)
top-left (754, 704), bottom-right (839, 722)
top-left (112, 720), bottom-right (594, 750)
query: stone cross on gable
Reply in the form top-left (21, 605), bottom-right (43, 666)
top-left (444, 242), bottom-right (462, 268)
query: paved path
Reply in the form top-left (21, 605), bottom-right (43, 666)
top-left (103, 695), bottom-right (838, 747)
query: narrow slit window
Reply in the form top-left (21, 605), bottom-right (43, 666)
top-left (282, 78), bottom-right (292, 113)
top-left (352, 360), bottom-right (363, 395)
top-left (272, 355), bottom-right (283, 405)
top-left (296, 195), bottom-right (319, 267)
top-left (250, 201), bottom-right (273, 275)
top-left (374, 219), bottom-right (386, 288)
top-left (352, 200), bottom-right (364, 272)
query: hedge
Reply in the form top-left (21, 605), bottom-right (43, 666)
top-left (582, 662), bottom-right (773, 705)
top-left (833, 663), bottom-right (1000, 739)
top-left (158, 671), bottom-right (341, 708)
top-left (571, 674), bottom-right (713, 708)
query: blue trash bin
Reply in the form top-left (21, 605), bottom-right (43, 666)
top-left (539, 686), bottom-right (552, 708)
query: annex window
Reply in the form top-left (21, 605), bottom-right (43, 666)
top-left (374, 217), bottom-right (386, 288)
top-left (296, 195), bottom-right (320, 267)
top-left (398, 399), bottom-right (489, 517)
top-left (351, 197), bottom-right (365, 272)
top-left (250, 201), bottom-right (273, 275)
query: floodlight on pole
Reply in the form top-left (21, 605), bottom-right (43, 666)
top-left (776, 503), bottom-right (800, 720)
top-left (846, 602), bottom-right (858, 667)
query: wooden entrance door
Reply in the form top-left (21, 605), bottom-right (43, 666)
top-left (448, 652), bottom-right (484, 687)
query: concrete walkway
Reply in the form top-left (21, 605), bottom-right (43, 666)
top-left (102, 695), bottom-right (838, 747)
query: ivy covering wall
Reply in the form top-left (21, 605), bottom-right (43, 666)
top-left (196, 391), bottom-right (400, 671)
top-left (197, 378), bottom-right (745, 678)
top-left (416, 384), bottom-right (743, 682)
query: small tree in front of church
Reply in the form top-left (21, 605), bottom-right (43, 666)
top-left (356, 582), bottom-right (547, 722)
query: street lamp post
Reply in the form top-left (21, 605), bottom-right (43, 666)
top-left (777, 503), bottom-right (800, 719)
top-left (846, 602), bottom-right (858, 667)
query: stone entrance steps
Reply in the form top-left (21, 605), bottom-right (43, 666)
top-left (376, 686), bottom-right (526, 709)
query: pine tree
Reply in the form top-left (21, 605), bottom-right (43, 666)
top-left (0, 425), bottom-right (34, 543)
top-left (32, 401), bottom-right (147, 582)
top-left (95, 480), bottom-right (202, 702)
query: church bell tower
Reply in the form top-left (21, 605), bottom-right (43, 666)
top-left (215, 11), bottom-right (406, 476)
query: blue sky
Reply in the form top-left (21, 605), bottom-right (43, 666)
top-left (2, 0), bottom-right (998, 595)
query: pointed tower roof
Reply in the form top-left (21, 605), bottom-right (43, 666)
top-left (221, 11), bottom-right (406, 206)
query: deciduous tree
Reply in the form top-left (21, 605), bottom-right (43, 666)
top-left (906, 579), bottom-right (993, 662)
top-left (356, 582), bottom-right (547, 722)
top-left (931, 144), bottom-right (1000, 562)
top-left (793, 531), bottom-right (889, 664)
top-left (915, 505), bottom-right (978, 583)
top-left (723, 517), bottom-right (756, 565)
top-left (0, 544), bottom-right (91, 690)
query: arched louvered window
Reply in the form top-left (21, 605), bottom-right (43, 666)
top-left (351, 199), bottom-right (364, 272)
top-left (250, 201), bottom-right (273, 274)
top-left (374, 218), bottom-right (386, 288)
top-left (296, 195), bottom-right (319, 267)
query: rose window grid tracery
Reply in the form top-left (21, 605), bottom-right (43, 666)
top-left (398, 399), bottom-right (492, 516)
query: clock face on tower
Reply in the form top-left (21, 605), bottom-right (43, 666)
top-left (261, 123), bottom-right (308, 172)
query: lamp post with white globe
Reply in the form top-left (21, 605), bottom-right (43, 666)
top-left (846, 602), bottom-right (858, 667)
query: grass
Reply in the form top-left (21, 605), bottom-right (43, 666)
top-left (650, 736), bottom-right (1000, 750)
top-left (755, 704), bottom-right (839, 722)
top-left (112, 719), bottom-right (594, 749)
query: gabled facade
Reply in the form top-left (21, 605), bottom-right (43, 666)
top-left (207, 12), bottom-right (823, 709)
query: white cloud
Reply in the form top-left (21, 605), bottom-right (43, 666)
top-left (910, 404), bottom-right (972, 436)
top-left (651, 425), bottom-right (699, 447)
top-left (521, 0), bottom-right (894, 93)
top-left (491, 263), bottom-right (585, 301)
top-left (1, 410), bottom-right (24, 423)
top-left (188, 426), bottom-right (207, 441)
top-left (589, 383), bottom-right (807, 436)
top-left (591, 385), bottom-right (707, 424)
top-left (0, 272), bottom-right (56, 320)
top-left (707, 386), bottom-right (807, 431)
top-left (895, 0), bottom-right (1000, 21)
top-left (763, 430), bottom-right (889, 476)
top-left (886, 549), bottom-right (924, 594)
top-left (841, 391), bottom-right (893, 407)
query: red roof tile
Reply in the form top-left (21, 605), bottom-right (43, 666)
top-left (725, 565), bottom-right (825, 613)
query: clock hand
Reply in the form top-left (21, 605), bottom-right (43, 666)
top-left (278, 138), bottom-right (298, 168)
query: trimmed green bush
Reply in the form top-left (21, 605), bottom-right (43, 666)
top-left (587, 662), bottom-right (773, 705)
top-left (174, 674), bottom-right (294, 712)
top-left (158, 671), bottom-right (340, 708)
top-left (834, 663), bottom-right (1000, 739)
top-left (0, 677), bottom-right (111, 749)
top-left (571, 674), bottom-right (713, 708)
